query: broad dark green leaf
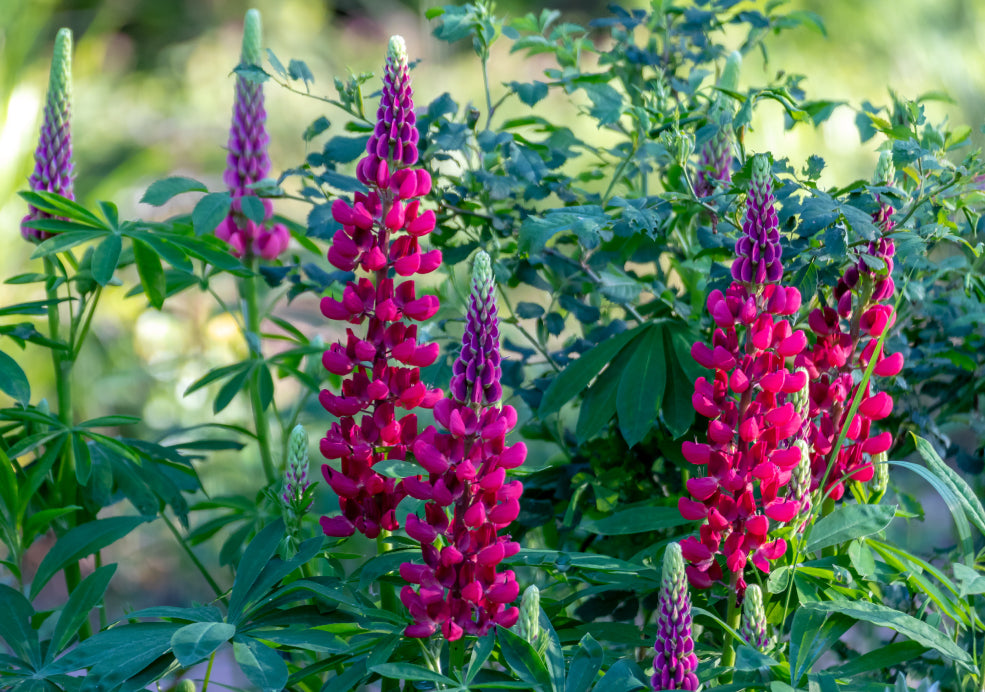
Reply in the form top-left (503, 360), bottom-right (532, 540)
top-left (227, 519), bottom-right (285, 624)
top-left (171, 622), bottom-right (236, 667)
top-left (566, 633), bottom-right (603, 692)
top-left (140, 177), bottom-right (207, 206)
top-left (72, 433), bottom-right (92, 485)
top-left (31, 516), bottom-right (148, 599)
top-left (805, 503), bottom-right (896, 553)
top-left (579, 505), bottom-right (689, 535)
top-left (0, 350), bottom-right (31, 406)
top-left (47, 564), bottom-right (116, 661)
top-left (91, 234), bottom-right (122, 286)
top-left (233, 636), bottom-right (288, 692)
top-left (498, 626), bottom-right (552, 691)
top-left (132, 239), bottom-right (166, 309)
top-left (214, 363), bottom-right (254, 414)
top-left (30, 231), bottom-right (106, 260)
top-left (823, 640), bottom-right (927, 678)
top-left (616, 325), bottom-right (666, 448)
top-left (0, 584), bottom-right (41, 668)
top-left (576, 348), bottom-right (628, 442)
top-left (804, 601), bottom-right (972, 668)
top-left (788, 608), bottom-right (852, 684)
top-left (370, 663), bottom-right (458, 686)
top-left (192, 192), bottom-right (231, 236)
top-left (539, 325), bottom-right (643, 416)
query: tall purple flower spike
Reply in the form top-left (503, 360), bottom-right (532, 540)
top-left (22, 28), bottom-right (73, 243)
top-left (733, 154), bottom-right (782, 284)
top-left (356, 35), bottom-right (420, 187)
top-left (652, 542), bottom-right (699, 691)
top-left (450, 251), bottom-right (502, 406)
top-left (216, 9), bottom-right (289, 261)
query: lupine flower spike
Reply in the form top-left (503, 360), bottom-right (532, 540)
top-left (282, 424), bottom-right (311, 555)
top-left (399, 251), bottom-right (526, 641)
top-left (739, 584), bottom-right (770, 652)
top-left (320, 36), bottom-right (442, 539)
top-left (652, 542), bottom-right (699, 691)
top-left (680, 153), bottom-right (807, 596)
top-left (795, 151), bottom-right (902, 500)
top-left (22, 28), bottom-right (74, 242)
top-left (216, 9), bottom-right (289, 260)
top-left (695, 51), bottom-right (741, 201)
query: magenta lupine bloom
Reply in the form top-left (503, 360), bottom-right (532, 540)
top-left (652, 543), bottom-right (699, 691)
top-left (319, 36), bottom-right (442, 539)
top-left (215, 10), bottom-right (289, 260)
top-left (399, 251), bottom-right (526, 641)
top-left (679, 154), bottom-right (807, 596)
top-left (21, 28), bottom-right (73, 243)
top-left (795, 151), bottom-right (902, 500)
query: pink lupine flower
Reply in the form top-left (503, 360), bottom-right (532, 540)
top-left (319, 36), bottom-right (442, 540)
top-left (22, 29), bottom-right (73, 242)
top-left (679, 154), bottom-right (806, 596)
top-left (795, 151), bottom-right (902, 500)
top-left (399, 251), bottom-right (525, 641)
top-left (215, 10), bottom-right (289, 260)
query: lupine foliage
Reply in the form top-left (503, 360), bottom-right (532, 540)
top-left (1, 2), bottom-right (985, 692)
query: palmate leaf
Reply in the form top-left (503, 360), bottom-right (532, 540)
top-left (616, 323), bottom-right (665, 448)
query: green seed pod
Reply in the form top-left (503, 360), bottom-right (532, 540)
top-left (517, 584), bottom-right (540, 646)
top-left (176, 680), bottom-right (197, 692)
top-left (870, 451), bottom-right (889, 501)
top-left (740, 584), bottom-right (770, 651)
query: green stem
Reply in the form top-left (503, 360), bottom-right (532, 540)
top-left (161, 512), bottom-right (225, 602)
top-left (481, 52), bottom-right (494, 130)
top-left (44, 257), bottom-right (89, 637)
top-left (243, 261), bottom-right (276, 485)
top-left (719, 577), bottom-right (742, 680)
top-left (201, 651), bottom-right (216, 692)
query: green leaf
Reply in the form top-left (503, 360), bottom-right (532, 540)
top-left (0, 584), bottom-right (41, 668)
top-left (566, 633), bottom-right (603, 692)
top-left (0, 350), bottom-right (31, 406)
top-left (214, 363), bottom-right (254, 414)
top-left (510, 80), bottom-right (549, 107)
top-left (240, 195), bottom-right (266, 225)
top-left (256, 363), bottom-right (274, 412)
top-left (953, 563), bottom-right (985, 598)
top-left (92, 234), bottom-right (122, 286)
top-left (616, 325), bottom-right (666, 448)
top-left (132, 239), bottom-right (166, 309)
top-left (823, 640), bottom-right (927, 678)
top-left (72, 433), bottom-right (92, 485)
top-left (498, 626), bottom-right (552, 691)
top-left (370, 663), bottom-right (459, 686)
top-left (171, 622), bottom-right (236, 667)
top-left (912, 433), bottom-right (985, 536)
top-left (539, 325), bottom-right (644, 416)
top-left (30, 231), bottom-right (106, 260)
top-left (805, 503), bottom-right (896, 553)
top-left (31, 516), bottom-right (148, 599)
top-left (192, 192), bottom-right (232, 236)
top-left (788, 608), bottom-right (852, 684)
top-left (303, 115), bottom-right (331, 142)
top-left (575, 348), bottom-right (628, 442)
top-left (803, 601), bottom-right (973, 668)
top-left (47, 564), bottom-right (116, 661)
top-left (140, 177), bottom-right (207, 206)
top-left (579, 505), bottom-right (689, 535)
top-left (579, 82), bottom-right (623, 126)
top-left (592, 659), bottom-right (647, 690)
top-left (233, 636), bottom-right (288, 692)
top-left (227, 519), bottom-right (285, 624)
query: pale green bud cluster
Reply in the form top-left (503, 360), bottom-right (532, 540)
top-left (242, 9), bottom-right (264, 66)
top-left (48, 29), bottom-right (73, 129)
top-left (472, 250), bottom-right (493, 297)
top-left (874, 150), bottom-right (895, 187)
top-left (870, 451), bottom-right (889, 500)
top-left (517, 584), bottom-right (541, 646)
top-left (740, 584), bottom-right (771, 651)
top-left (791, 368), bottom-right (810, 419)
top-left (388, 35), bottom-right (409, 70)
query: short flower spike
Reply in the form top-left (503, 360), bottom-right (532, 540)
top-left (652, 543), bottom-right (699, 691)
top-left (22, 28), bottom-right (74, 242)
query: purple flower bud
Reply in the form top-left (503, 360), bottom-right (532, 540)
top-left (217, 10), bottom-right (289, 260)
top-left (357, 35), bottom-right (420, 186)
top-left (22, 28), bottom-right (74, 243)
top-left (695, 128), bottom-right (732, 198)
top-left (740, 584), bottom-right (771, 652)
top-left (733, 154), bottom-right (782, 285)
top-left (450, 251), bottom-right (503, 407)
top-left (652, 543), bottom-right (699, 691)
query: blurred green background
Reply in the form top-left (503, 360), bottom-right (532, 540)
top-left (1, 0), bottom-right (983, 636)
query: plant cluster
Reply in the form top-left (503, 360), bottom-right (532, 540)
top-left (1, 2), bottom-right (985, 692)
